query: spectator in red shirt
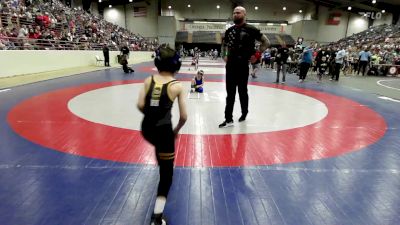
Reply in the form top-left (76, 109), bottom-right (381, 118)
top-left (42, 12), bottom-right (51, 27)
top-left (250, 50), bottom-right (262, 78)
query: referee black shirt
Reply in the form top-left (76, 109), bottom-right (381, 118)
top-left (224, 23), bottom-right (263, 62)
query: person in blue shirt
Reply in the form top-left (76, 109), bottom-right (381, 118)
top-left (331, 47), bottom-right (346, 81)
top-left (358, 48), bottom-right (371, 76)
top-left (262, 49), bottom-right (271, 68)
top-left (299, 45), bottom-right (314, 82)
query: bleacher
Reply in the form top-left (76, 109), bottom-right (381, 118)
top-left (0, 0), bottom-right (158, 51)
top-left (324, 24), bottom-right (400, 75)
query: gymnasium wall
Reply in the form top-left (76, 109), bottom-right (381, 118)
top-left (102, 0), bottom-right (307, 38)
top-left (98, 1), bottom-right (393, 45)
top-left (169, 0), bottom-right (310, 22)
top-left (373, 13), bottom-right (393, 27)
top-left (0, 51), bottom-right (153, 78)
top-left (158, 16), bottom-right (176, 48)
top-left (103, 0), bottom-right (159, 38)
top-left (104, 5), bottom-right (126, 28)
top-left (293, 5), bottom-right (392, 45)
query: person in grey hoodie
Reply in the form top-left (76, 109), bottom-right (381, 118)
top-left (331, 46), bottom-right (346, 81)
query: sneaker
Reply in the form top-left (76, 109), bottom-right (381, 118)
top-left (281, 81), bottom-right (285, 84)
top-left (150, 218), bottom-right (167, 225)
top-left (238, 114), bottom-right (247, 122)
top-left (298, 79), bottom-right (302, 82)
top-left (329, 78), bottom-right (333, 81)
top-left (219, 120), bottom-right (234, 128)
top-left (150, 214), bottom-right (168, 225)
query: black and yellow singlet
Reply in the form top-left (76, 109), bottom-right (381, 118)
top-left (143, 75), bottom-right (178, 126)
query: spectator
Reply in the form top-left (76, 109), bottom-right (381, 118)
top-left (102, 43), bottom-right (110, 67)
top-left (298, 45), bottom-right (314, 82)
top-left (358, 48), bottom-right (371, 76)
top-left (275, 44), bottom-right (290, 83)
top-left (331, 46), bottom-right (346, 81)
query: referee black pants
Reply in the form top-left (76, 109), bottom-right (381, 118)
top-left (225, 60), bottom-right (249, 122)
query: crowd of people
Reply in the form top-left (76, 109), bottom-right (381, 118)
top-left (321, 24), bottom-right (400, 76)
top-left (251, 24), bottom-right (400, 82)
top-left (0, 0), bottom-right (158, 50)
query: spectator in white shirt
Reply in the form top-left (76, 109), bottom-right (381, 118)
top-left (331, 47), bottom-right (346, 81)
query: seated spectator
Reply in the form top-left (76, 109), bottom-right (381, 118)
top-left (0, 0), bottom-right (159, 51)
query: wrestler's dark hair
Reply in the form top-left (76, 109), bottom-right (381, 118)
top-left (154, 45), bottom-right (181, 73)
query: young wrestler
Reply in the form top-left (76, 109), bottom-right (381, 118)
top-left (189, 53), bottom-right (199, 71)
top-left (137, 46), bottom-right (188, 225)
top-left (191, 70), bottom-right (204, 93)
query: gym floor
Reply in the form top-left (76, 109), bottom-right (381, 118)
top-left (0, 58), bottom-right (399, 225)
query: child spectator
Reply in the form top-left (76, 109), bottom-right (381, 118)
top-left (250, 50), bottom-right (261, 78)
top-left (318, 56), bottom-right (329, 82)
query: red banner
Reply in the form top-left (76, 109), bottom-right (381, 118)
top-left (327, 12), bottom-right (341, 25)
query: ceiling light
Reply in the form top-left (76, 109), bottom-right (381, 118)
top-left (109, 4), bottom-right (112, 8)
top-left (299, 10), bottom-right (302, 13)
top-left (372, 0), bottom-right (376, 4)
top-left (168, 5), bottom-right (171, 9)
top-left (382, 10), bottom-right (385, 13)
top-left (98, 0), bottom-right (101, 2)
top-left (217, 5), bottom-right (220, 9)
top-left (255, 6), bottom-right (258, 10)
top-left (187, 4), bottom-right (191, 8)
top-left (129, 0), bottom-right (132, 2)
top-left (348, 6), bottom-right (352, 10)
top-left (283, 7), bottom-right (286, 11)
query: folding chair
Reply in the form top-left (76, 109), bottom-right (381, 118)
top-left (95, 55), bottom-right (104, 66)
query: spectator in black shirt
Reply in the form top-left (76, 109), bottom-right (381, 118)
top-left (328, 46), bottom-right (337, 77)
top-left (120, 44), bottom-right (134, 73)
top-left (317, 56), bottom-right (329, 82)
top-left (219, 6), bottom-right (269, 128)
top-left (120, 44), bottom-right (130, 57)
top-left (275, 44), bottom-right (289, 83)
top-left (316, 47), bottom-right (330, 72)
top-left (103, 43), bottom-right (110, 67)
top-left (270, 47), bottom-right (277, 70)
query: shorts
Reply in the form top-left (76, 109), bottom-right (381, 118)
top-left (141, 121), bottom-right (175, 156)
top-left (251, 63), bottom-right (260, 70)
top-left (195, 87), bottom-right (203, 93)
